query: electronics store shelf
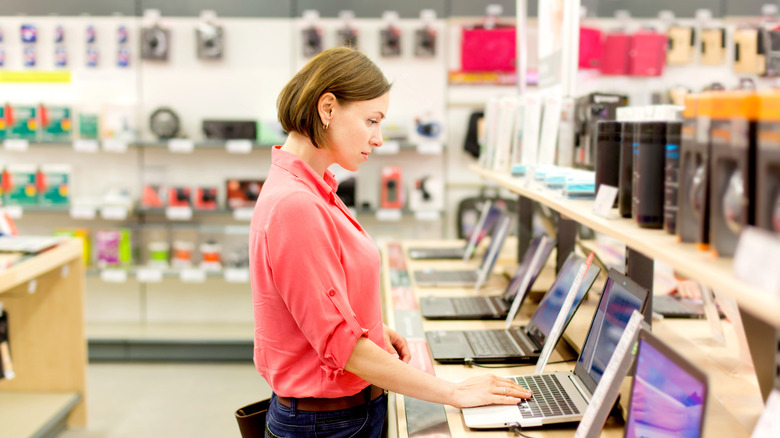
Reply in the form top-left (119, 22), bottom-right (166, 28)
top-left (0, 392), bottom-right (81, 438)
top-left (471, 165), bottom-right (780, 326)
top-left (0, 238), bottom-right (88, 431)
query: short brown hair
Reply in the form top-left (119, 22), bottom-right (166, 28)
top-left (277, 47), bottom-right (392, 149)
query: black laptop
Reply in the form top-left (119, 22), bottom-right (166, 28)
top-left (424, 252), bottom-right (600, 364)
top-left (408, 200), bottom-right (502, 261)
top-left (419, 235), bottom-right (555, 320)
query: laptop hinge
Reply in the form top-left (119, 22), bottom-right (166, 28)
top-left (508, 329), bottom-right (536, 354)
top-left (568, 375), bottom-right (592, 404)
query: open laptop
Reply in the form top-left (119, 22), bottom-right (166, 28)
top-left (425, 252), bottom-right (600, 364)
top-left (653, 294), bottom-right (718, 319)
top-left (624, 329), bottom-right (708, 438)
top-left (462, 268), bottom-right (650, 428)
top-left (413, 214), bottom-right (512, 288)
top-left (419, 235), bottom-right (555, 320)
top-left (408, 200), bottom-right (501, 261)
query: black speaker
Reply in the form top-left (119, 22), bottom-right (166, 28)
top-left (202, 120), bottom-right (257, 140)
top-left (633, 122), bottom-right (668, 229)
top-left (619, 122), bottom-right (637, 218)
top-left (595, 120), bottom-right (621, 207)
top-left (664, 121), bottom-right (682, 234)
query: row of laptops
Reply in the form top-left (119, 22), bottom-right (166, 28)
top-left (410, 198), bottom-right (713, 318)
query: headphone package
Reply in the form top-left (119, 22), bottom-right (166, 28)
top-left (756, 92), bottom-right (780, 235)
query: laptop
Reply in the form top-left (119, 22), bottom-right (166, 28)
top-left (413, 214), bottom-right (512, 288)
top-left (419, 235), bottom-right (555, 320)
top-left (624, 329), bottom-right (708, 438)
top-left (653, 294), bottom-right (717, 319)
top-left (462, 268), bottom-right (650, 428)
top-left (425, 252), bottom-right (600, 364)
top-left (408, 200), bottom-right (501, 261)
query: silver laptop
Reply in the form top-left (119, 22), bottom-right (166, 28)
top-left (462, 268), bottom-right (650, 429)
top-left (419, 235), bottom-right (554, 320)
top-left (425, 252), bottom-right (600, 364)
top-left (413, 214), bottom-right (512, 288)
top-left (408, 200), bottom-right (501, 261)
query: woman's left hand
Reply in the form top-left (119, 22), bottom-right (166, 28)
top-left (383, 324), bottom-right (412, 363)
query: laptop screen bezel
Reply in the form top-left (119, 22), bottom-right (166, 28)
top-left (461, 200), bottom-right (495, 261)
top-left (475, 215), bottom-right (512, 283)
top-left (623, 329), bottom-right (709, 438)
top-left (525, 253), bottom-right (601, 346)
top-left (501, 235), bottom-right (553, 302)
top-left (573, 268), bottom-right (650, 397)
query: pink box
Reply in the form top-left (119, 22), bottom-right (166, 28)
top-left (629, 31), bottom-right (667, 76)
top-left (579, 27), bottom-right (603, 69)
top-left (460, 26), bottom-right (516, 72)
top-left (599, 33), bottom-right (631, 75)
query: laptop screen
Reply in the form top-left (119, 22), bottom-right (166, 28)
top-left (625, 332), bottom-right (708, 438)
top-left (501, 236), bottom-right (546, 301)
top-left (463, 203), bottom-right (504, 260)
top-left (526, 253), bottom-right (600, 345)
top-left (476, 214), bottom-right (511, 276)
top-left (574, 269), bottom-right (649, 395)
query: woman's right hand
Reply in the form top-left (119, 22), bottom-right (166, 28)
top-left (449, 374), bottom-right (533, 409)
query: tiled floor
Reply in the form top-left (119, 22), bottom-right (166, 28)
top-left (59, 362), bottom-right (272, 438)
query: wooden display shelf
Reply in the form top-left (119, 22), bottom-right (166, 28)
top-left (471, 165), bottom-right (780, 327)
top-left (0, 392), bottom-right (81, 438)
top-left (0, 238), bottom-right (88, 432)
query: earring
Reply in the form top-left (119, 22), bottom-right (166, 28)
top-left (324, 122), bottom-right (329, 130)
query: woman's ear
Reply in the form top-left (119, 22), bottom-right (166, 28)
top-left (317, 92), bottom-right (336, 127)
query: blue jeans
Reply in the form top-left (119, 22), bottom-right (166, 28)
top-left (265, 391), bottom-right (387, 438)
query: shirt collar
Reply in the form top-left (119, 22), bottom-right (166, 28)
top-left (272, 145), bottom-right (339, 197)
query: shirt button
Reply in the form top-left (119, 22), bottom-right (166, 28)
top-left (329, 290), bottom-right (336, 297)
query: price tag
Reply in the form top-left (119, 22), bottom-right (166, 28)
top-left (165, 206), bottom-right (193, 221)
top-left (73, 139), bottom-right (99, 153)
top-left (226, 139), bottom-right (253, 154)
top-left (224, 268), bottom-right (250, 283)
top-left (168, 138), bottom-right (194, 153)
top-left (61, 265), bottom-right (70, 278)
top-left (100, 206), bottom-right (128, 220)
top-left (376, 209), bottom-right (402, 221)
top-left (27, 279), bottom-right (37, 294)
top-left (4, 139), bottom-right (29, 151)
top-left (70, 205), bottom-right (97, 219)
top-left (417, 141), bottom-right (442, 154)
top-left (592, 185), bottom-right (618, 219)
top-left (136, 268), bottom-right (164, 283)
top-left (734, 227), bottom-right (780, 297)
top-left (224, 225), bottom-right (250, 235)
top-left (376, 140), bottom-right (400, 154)
top-left (232, 208), bottom-right (254, 221)
top-left (180, 268), bottom-right (206, 283)
top-left (100, 269), bottom-right (128, 283)
top-left (414, 210), bottom-right (440, 221)
top-left (102, 139), bottom-right (128, 153)
top-left (4, 205), bottom-right (23, 219)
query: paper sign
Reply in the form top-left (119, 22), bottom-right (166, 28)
top-left (592, 185), bottom-right (618, 219)
top-left (417, 141), bottom-right (442, 154)
top-left (752, 389), bottom-right (780, 437)
top-left (70, 205), bottom-right (97, 219)
top-left (414, 210), bottom-right (440, 221)
top-left (226, 139), bottom-right (253, 154)
top-left (575, 311), bottom-right (647, 438)
top-left (73, 139), bottom-right (99, 153)
top-left (232, 208), bottom-right (254, 221)
top-left (535, 252), bottom-right (594, 374)
top-left (100, 206), bottom-right (128, 220)
top-left (165, 206), bottom-right (193, 221)
top-left (136, 268), bottom-right (163, 283)
top-left (4, 139), bottom-right (29, 151)
top-left (733, 227), bottom-right (780, 297)
top-left (224, 268), bottom-right (250, 283)
top-left (180, 268), bottom-right (206, 283)
top-left (102, 139), bottom-right (128, 153)
top-left (168, 138), bottom-right (194, 153)
top-left (100, 269), bottom-right (128, 283)
top-left (376, 140), bottom-right (400, 154)
top-left (376, 209), bottom-right (402, 221)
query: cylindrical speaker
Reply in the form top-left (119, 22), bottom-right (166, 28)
top-left (595, 121), bottom-right (622, 207)
top-left (633, 122), bottom-right (668, 228)
top-left (664, 122), bottom-right (682, 233)
top-left (619, 122), bottom-right (637, 217)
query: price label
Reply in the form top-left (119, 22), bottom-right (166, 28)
top-left (376, 209), bottom-right (402, 221)
top-left (168, 138), bottom-right (194, 153)
top-left (226, 139), bottom-right (253, 154)
top-left (232, 208), bottom-right (254, 221)
top-left (70, 205), bottom-right (97, 219)
top-left (417, 141), bottom-right (442, 154)
top-left (734, 227), bottom-right (780, 297)
top-left (136, 268), bottom-right (164, 283)
top-left (73, 139), bottom-right (99, 153)
top-left (376, 141), bottom-right (400, 154)
top-left (224, 268), bottom-right (250, 283)
top-left (102, 139), bottom-right (128, 153)
top-left (100, 269), bottom-right (128, 283)
top-left (165, 206), bottom-right (193, 221)
top-left (100, 206), bottom-right (128, 220)
top-left (592, 185), bottom-right (618, 219)
top-left (180, 268), bottom-right (206, 283)
top-left (224, 225), bottom-right (250, 235)
top-left (4, 139), bottom-right (30, 151)
top-left (414, 210), bottom-right (440, 221)
top-left (27, 279), bottom-right (37, 294)
top-left (4, 205), bottom-right (23, 219)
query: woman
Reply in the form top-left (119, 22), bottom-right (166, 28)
top-left (249, 47), bottom-right (532, 438)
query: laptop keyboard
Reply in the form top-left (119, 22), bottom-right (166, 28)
top-left (511, 375), bottom-right (580, 418)
top-left (653, 295), bottom-right (702, 318)
top-left (452, 298), bottom-right (492, 315)
top-left (464, 330), bottom-right (522, 356)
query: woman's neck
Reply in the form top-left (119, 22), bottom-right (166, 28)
top-left (280, 131), bottom-right (333, 177)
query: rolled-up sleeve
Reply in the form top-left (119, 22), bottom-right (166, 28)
top-left (264, 193), bottom-right (367, 375)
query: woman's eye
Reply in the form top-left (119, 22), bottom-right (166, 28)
top-left (369, 119), bottom-right (378, 125)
